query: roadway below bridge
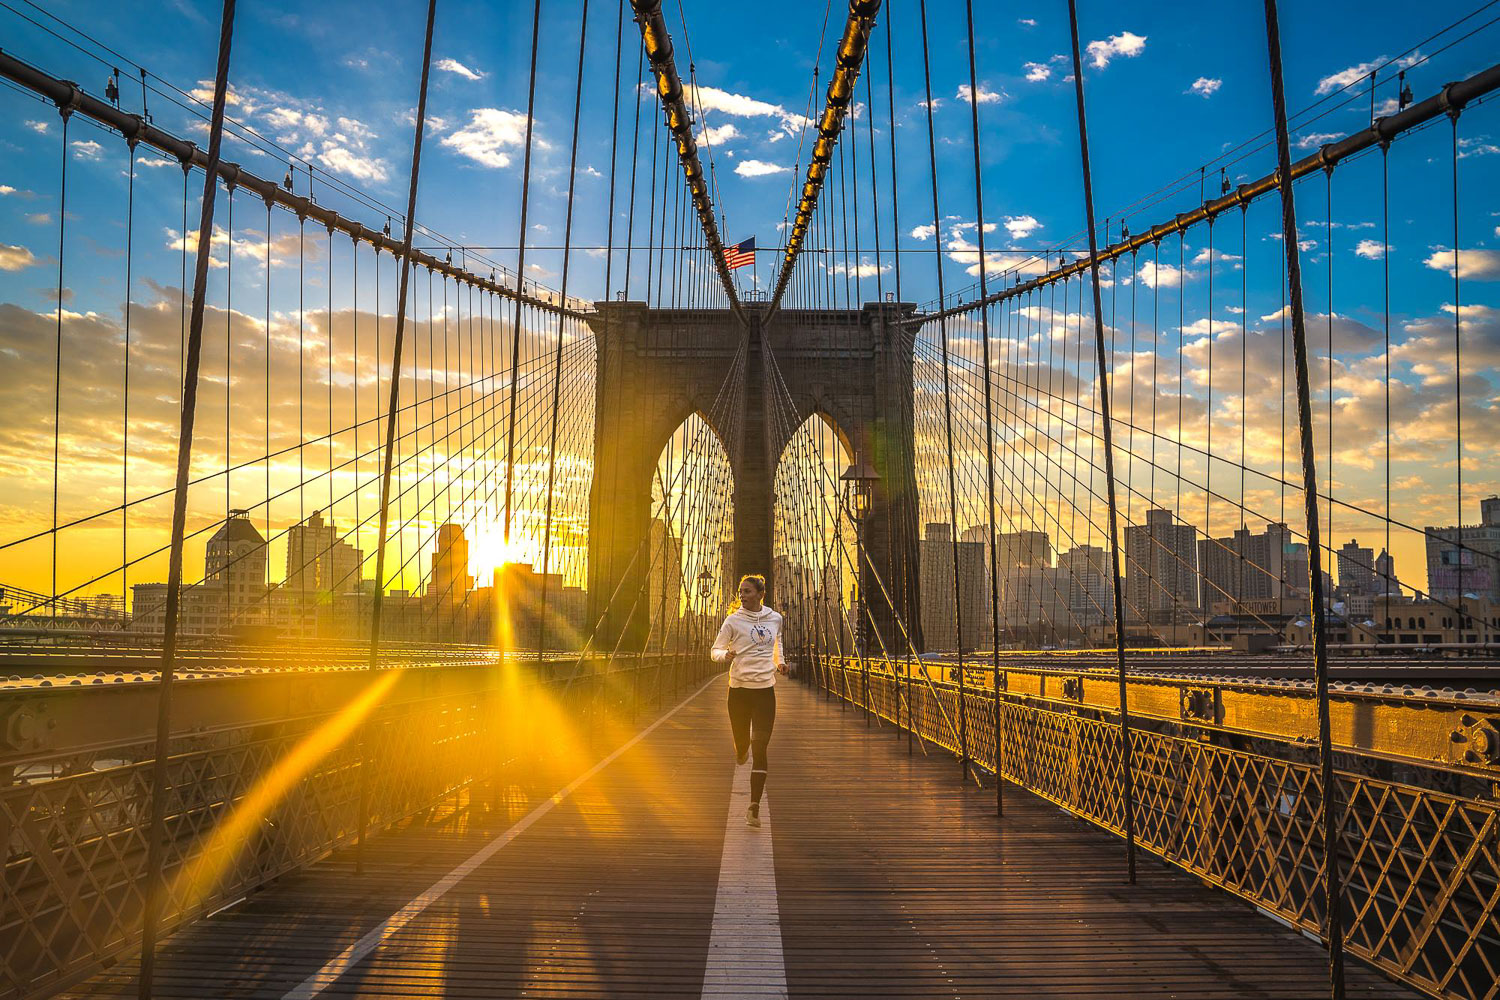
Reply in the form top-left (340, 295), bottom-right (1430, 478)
top-left (61, 677), bottom-right (1415, 999)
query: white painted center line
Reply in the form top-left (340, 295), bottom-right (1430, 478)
top-left (282, 673), bottom-right (724, 1000)
top-left (701, 765), bottom-right (788, 999)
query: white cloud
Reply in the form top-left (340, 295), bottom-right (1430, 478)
top-left (0, 185), bottom-right (14, 196)
top-left (833, 259), bottom-right (892, 278)
top-left (70, 140), bottom-right (103, 160)
top-left (1003, 215), bottom-right (1040, 240)
top-left (442, 108), bottom-right (535, 168)
top-left (948, 221), bottom-right (998, 239)
top-left (1138, 259), bottom-right (1188, 288)
top-left (188, 81), bottom-right (254, 112)
top-left (1023, 62), bottom-right (1051, 83)
top-left (1457, 136), bottom-right (1500, 159)
top-left (696, 122), bottom-right (739, 146)
top-left (436, 58), bottom-right (484, 81)
top-left (1190, 247), bottom-right (1241, 267)
top-left (1268, 233), bottom-right (1318, 252)
top-left (0, 243), bottom-right (37, 271)
top-left (1296, 131), bottom-right (1344, 150)
top-left (318, 146), bottom-right (388, 182)
top-left (734, 159), bottom-right (788, 178)
top-left (1189, 77), bottom-right (1221, 98)
top-left (910, 224), bottom-right (937, 240)
top-left (957, 83), bottom-right (1003, 105)
top-left (916, 98), bottom-right (943, 111)
top-left (1354, 239), bottom-right (1386, 260)
top-left (1315, 59), bottom-right (1380, 96)
top-left (1085, 31), bottom-right (1146, 69)
top-left (1424, 248), bottom-right (1500, 281)
top-left (684, 84), bottom-right (810, 137)
top-left (1018, 17), bottom-right (1036, 26)
top-left (26, 120), bottom-right (49, 134)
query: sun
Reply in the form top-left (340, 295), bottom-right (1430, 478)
top-left (469, 527), bottom-right (533, 586)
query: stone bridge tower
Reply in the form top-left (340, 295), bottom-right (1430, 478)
top-left (585, 300), bottom-right (920, 655)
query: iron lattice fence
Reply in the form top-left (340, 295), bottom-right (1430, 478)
top-left (0, 654), bottom-right (710, 1000)
top-left (817, 658), bottom-right (1499, 1000)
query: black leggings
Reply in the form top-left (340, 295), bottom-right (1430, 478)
top-left (727, 685), bottom-right (776, 804)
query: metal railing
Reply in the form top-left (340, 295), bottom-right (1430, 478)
top-left (813, 657), bottom-right (1500, 1000)
top-left (0, 653), bottom-right (712, 1000)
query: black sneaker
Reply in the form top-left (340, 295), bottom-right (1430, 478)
top-left (746, 803), bottom-right (761, 828)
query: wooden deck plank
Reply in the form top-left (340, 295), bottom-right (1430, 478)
top-left (61, 678), bottom-right (1419, 999)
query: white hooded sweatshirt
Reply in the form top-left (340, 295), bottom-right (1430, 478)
top-left (710, 605), bottom-right (785, 689)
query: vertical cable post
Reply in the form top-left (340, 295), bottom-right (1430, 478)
top-left (136, 3), bottom-right (238, 994)
top-left (504, 0), bottom-right (545, 546)
top-left (361, 0), bottom-right (439, 870)
top-left (1066, 0), bottom-right (1136, 883)
top-left (916, 0), bottom-right (965, 780)
top-left (963, 0), bottom-right (1003, 815)
top-left (1261, 1), bottom-right (1345, 994)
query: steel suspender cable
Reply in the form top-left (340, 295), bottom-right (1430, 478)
top-left (916, 0), bottom-right (967, 781)
top-left (122, 135), bottom-right (136, 609)
top-left (361, 0), bottom-right (438, 863)
top-left (136, 3), bottom-right (237, 995)
top-left (540, 0), bottom-right (592, 657)
top-left (1066, 0), bottom-right (1137, 883)
top-left (962, 0), bottom-right (1004, 816)
top-left (504, 0), bottom-right (544, 548)
top-left (50, 109), bottom-right (68, 617)
top-left (1261, 1), bottom-right (1345, 995)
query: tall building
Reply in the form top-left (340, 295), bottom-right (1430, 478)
top-left (920, 523), bottom-right (987, 651)
top-left (1337, 539), bottom-right (1377, 596)
top-left (132, 511), bottom-right (289, 637)
top-left (1057, 544), bottom-right (1111, 629)
top-left (1376, 549), bottom-right (1398, 595)
top-left (647, 518), bottom-right (684, 628)
top-left (494, 561), bottom-right (585, 649)
top-left (1197, 521), bottom-right (1310, 614)
top-left (1425, 496), bottom-right (1500, 604)
top-left (996, 530), bottom-right (1052, 575)
top-left (428, 523), bottom-right (474, 603)
top-left (207, 510), bottom-right (269, 597)
top-left (718, 538), bottom-right (737, 610)
top-left (1124, 508), bottom-right (1198, 624)
top-left (1000, 566), bottom-right (1072, 642)
top-left (985, 529), bottom-right (1052, 635)
top-left (285, 509), bottom-right (363, 597)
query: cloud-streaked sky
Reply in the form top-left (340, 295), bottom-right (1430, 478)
top-left (0, 0), bottom-right (1497, 606)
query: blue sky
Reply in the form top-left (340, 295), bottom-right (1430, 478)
top-left (2, 0), bottom-right (1495, 303)
top-left (0, 0), bottom-right (1497, 599)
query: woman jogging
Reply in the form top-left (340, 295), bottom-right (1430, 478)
top-left (710, 574), bottom-right (786, 828)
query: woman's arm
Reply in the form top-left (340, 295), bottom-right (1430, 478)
top-left (710, 617), bottom-right (736, 663)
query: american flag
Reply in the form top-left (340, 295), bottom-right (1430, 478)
top-left (725, 237), bottom-right (755, 269)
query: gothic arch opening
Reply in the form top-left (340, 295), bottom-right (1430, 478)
top-left (773, 411), bottom-right (854, 660)
top-left (620, 412), bottom-right (735, 655)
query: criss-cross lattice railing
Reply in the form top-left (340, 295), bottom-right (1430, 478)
top-left (820, 659), bottom-right (1499, 1000)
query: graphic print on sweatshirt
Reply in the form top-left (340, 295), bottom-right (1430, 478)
top-left (748, 622), bottom-right (774, 649)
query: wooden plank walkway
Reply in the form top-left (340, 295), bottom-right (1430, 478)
top-left (66, 676), bottom-right (1417, 999)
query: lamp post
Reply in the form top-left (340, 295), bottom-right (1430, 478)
top-left (696, 567), bottom-right (713, 649)
top-left (841, 458), bottom-right (878, 723)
